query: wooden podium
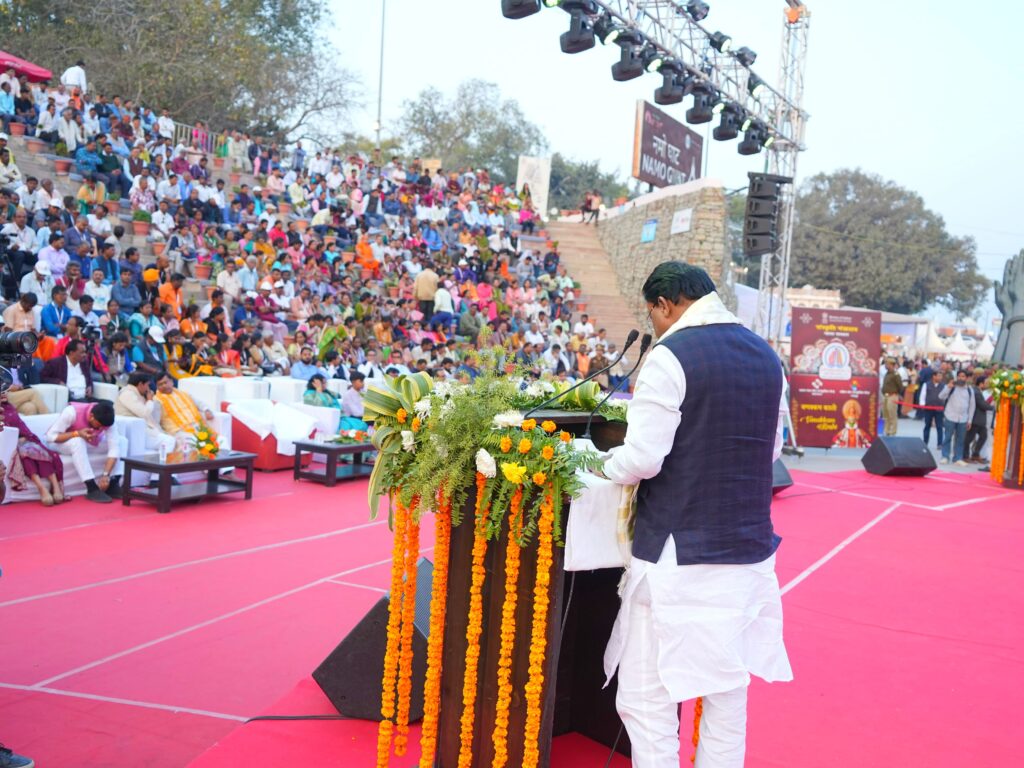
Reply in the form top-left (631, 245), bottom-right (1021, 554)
top-left (434, 411), bottom-right (630, 767)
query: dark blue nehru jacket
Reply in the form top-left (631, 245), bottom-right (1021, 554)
top-left (633, 323), bottom-right (783, 565)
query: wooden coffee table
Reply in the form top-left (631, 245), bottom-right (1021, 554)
top-left (122, 451), bottom-right (257, 513)
top-left (293, 440), bottom-right (375, 486)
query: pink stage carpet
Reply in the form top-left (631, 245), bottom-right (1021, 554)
top-left (1, 468), bottom-right (1021, 767)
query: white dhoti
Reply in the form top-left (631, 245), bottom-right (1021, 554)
top-left (606, 540), bottom-right (792, 768)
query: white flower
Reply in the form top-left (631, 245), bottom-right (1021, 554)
top-left (413, 398), bottom-right (432, 418)
top-left (401, 430), bottom-right (416, 452)
top-left (475, 448), bottom-right (497, 478)
top-left (524, 382), bottom-right (545, 399)
top-left (492, 410), bottom-right (525, 429)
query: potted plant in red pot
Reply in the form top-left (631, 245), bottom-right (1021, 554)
top-left (8, 122), bottom-right (26, 137)
top-left (25, 136), bottom-right (46, 153)
top-left (194, 255), bottom-right (213, 280)
top-left (131, 209), bottom-right (151, 236)
top-left (105, 198), bottom-right (120, 214)
top-left (229, 171), bottom-right (241, 184)
top-left (213, 157), bottom-right (225, 169)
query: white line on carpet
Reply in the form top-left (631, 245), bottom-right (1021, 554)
top-left (326, 579), bottom-right (388, 593)
top-left (0, 518), bottom-right (388, 609)
top-left (789, 483), bottom-right (938, 511)
top-left (780, 502), bottom-right (902, 596)
top-left (934, 491), bottom-right (1019, 510)
top-left (32, 547), bottom-right (434, 689)
top-left (0, 681), bottom-right (247, 722)
top-left (0, 516), bottom-right (135, 543)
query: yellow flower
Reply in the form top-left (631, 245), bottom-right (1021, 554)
top-left (500, 436), bottom-right (512, 453)
top-left (198, 431), bottom-right (208, 441)
top-left (396, 408), bottom-right (408, 424)
top-left (532, 471), bottom-right (547, 486)
top-left (411, 417), bottom-right (421, 433)
top-left (501, 462), bottom-right (528, 484)
top-left (541, 420), bottom-right (557, 433)
top-left (559, 431), bottom-right (571, 443)
top-left (541, 445), bottom-right (555, 461)
top-left (518, 438), bottom-right (532, 454)
top-left (521, 418), bottom-right (537, 432)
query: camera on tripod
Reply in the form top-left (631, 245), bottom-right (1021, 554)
top-left (0, 331), bottom-right (39, 394)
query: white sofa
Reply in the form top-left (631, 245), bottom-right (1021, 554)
top-left (0, 413), bottom-right (150, 503)
top-left (269, 377), bottom-right (308, 404)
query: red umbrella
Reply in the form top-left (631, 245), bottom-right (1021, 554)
top-left (0, 50), bottom-right (53, 83)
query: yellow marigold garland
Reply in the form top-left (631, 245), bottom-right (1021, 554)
top-left (457, 473), bottom-right (490, 768)
top-left (376, 496), bottom-right (409, 768)
top-left (491, 487), bottom-right (524, 768)
top-left (418, 493), bottom-right (452, 768)
top-left (991, 399), bottom-right (1011, 481)
top-left (521, 483), bottom-right (555, 768)
top-left (691, 696), bottom-right (703, 763)
top-left (394, 498), bottom-right (421, 756)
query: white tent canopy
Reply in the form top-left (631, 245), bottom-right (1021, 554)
top-left (975, 334), bottom-right (995, 360)
top-left (946, 331), bottom-right (973, 360)
top-left (915, 322), bottom-right (949, 355)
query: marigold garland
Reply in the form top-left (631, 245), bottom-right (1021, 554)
top-left (376, 497), bottom-right (409, 768)
top-left (418, 493), bottom-right (452, 768)
top-left (491, 487), bottom-right (524, 768)
top-left (394, 498), bottom-right (421, 756)
top-left (518, 438), bottom-right (533, 454)
top-left (991, 399), bottom-right (1011, 482)
top-left (457, 473), bottom-right (490, 768)
top-left (521, 483), bottom-right (555, 768)
top-left (691, 696), bottom-right (703, 763)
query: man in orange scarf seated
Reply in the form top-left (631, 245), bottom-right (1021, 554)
top-left (354, 235), bottom-right (380, 278)
top-left (153, 371), bottom-right (218, 440)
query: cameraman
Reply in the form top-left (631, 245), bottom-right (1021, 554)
top-left (0, 206), bottom-right (37, 291)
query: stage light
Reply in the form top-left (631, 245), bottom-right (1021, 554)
top-left (543, 0), bottom-right (561, 7)
top-left (747, 73), bottom-right (767, 98)
top-left (685, 82), bottom-right (715, 124)
top-left (709, 31), bottom-right (732, 53)
top-left (560, 2), bottom-right (596, 53)
top-left (612, 45), bottom-right (644, 81)
top-left (735, 46), bottom-right (757, 66)
top-left (738, 121), bottom-right (768, 155)
top-left (764, 133), bottom-right (776, 148)
top-left (712, 103), bottom-right (743, 141)
top-left (685, 1), bottom-right (710, 21)
top-left (641, 45), bottom-right (666, 73)
top-left (711, 93), bottom-right (729, 114)
top-left (502, 0), bottom-right (541, 18)
top-left (654, 70), bottom-right (690, 105)
top-left (594, 14), bottom-right (621, 44)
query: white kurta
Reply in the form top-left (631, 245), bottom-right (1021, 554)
top-left (602, 293), bottom-right (793, 702)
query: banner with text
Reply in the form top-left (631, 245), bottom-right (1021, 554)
top-left (516, 156), bottom-right (552, 221)
top-left (631, 101), bottom-right (703, 188)
top-left (789, 308), bottom-right (882, 448)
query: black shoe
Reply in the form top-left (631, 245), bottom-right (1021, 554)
top-left (106, 479), bottom-right (123, 499)
top-left (0, 743), bottom-right (35, 768)
top-left (86, 487), bottom-right (113, 504)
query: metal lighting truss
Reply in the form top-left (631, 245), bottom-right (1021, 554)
top-left (582, 1), bottom-right (809, 345)
top-left (755, 2), bottom-right (810, 346)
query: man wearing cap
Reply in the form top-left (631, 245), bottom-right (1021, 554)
top-left (255, 282), bottom-right (287, 342)
top-left (881, 357), bottom-right (902, 437)
top-left (19, 259), bottom-right (54, 300)
top-left (131, 326), bottom-right (167, 376)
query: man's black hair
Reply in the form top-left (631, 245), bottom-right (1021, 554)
top-left (91, 401), bottom-right (115, 427)
top-left (128, 371), bottom-right (151, 387)
top-left (641, 261), bottom-right (716, 305)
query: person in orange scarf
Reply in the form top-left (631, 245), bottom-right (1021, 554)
top-left (153, 371), bottom-right (217, 438)
top-left (354, 235), bottom-right (380, 278)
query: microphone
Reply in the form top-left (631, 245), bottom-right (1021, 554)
top-left (583, 333), bottom-right (652, 440)
top-left (524, 329), bottom-right (640, 418)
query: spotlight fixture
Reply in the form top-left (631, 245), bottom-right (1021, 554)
top-left (738, 120), bottom-right (769, 155)
top-left (734, 46), bottom-right (757, 66)
top-left (641, 45), bottom-right (666, 73)
top-left (685, 1), bottom-right (710, 21)
top-left (712, 103), bottom-right (743, 141)
top-left (542, 0), bottom-right (562, 7)
top-left (654, 64), bottom-right (689, 105)
top-left (711, 93), bottom-right (729, 115)
top-left (612, 44), bottom-right (644, 81)
top-left (764, 133), bottom-right (776, 148)
top-left (502, 0), bottom-right (541, 18)
top-left (594, 13), bottom-right (621, 44)
top-left (560, 2), bottom-right (596, 53)
top-left (685, 81), bottom-right (715, 124)
top-left (747, 73), bottom-right (766, 98)
top-left (709, 31), bottom-right (732, 53)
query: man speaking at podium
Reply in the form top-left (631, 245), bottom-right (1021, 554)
top-left (601, 262), bottom-right (792, 767)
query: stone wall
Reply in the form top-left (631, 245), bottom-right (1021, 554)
top-left (595, 180), bottom-right (731, 319)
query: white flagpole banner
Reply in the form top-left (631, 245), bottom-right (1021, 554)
top-left (516, 156), bottom-right (552, 221)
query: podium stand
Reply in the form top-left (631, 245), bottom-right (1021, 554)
top-left (434, 411), bottom-right (630, 767)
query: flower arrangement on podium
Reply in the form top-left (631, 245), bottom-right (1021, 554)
top-left (364, 346), bottom-right (607, 768)
top-left (328, 428), bottom-right (371, 445)
top-left (185, 421), bottom-right (219, 460)
top-left (988, 369), bottom-right (1024, 485)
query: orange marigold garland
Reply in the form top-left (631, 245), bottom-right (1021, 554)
top-left (491, 487), bottom-right (524, 768)
top-left (394, 498), bottom-right (421, 756)
top-left (376, 496), bottom-right (409, 768)
top-left (521, 483), bottom-right (555, 768)
top-left (457, 473), bottom-right (490, 768)
top-left (991, 399), bottom-right (1011, 482)
top-left (691, 696), bottom-right (703, 763)
top-left (419, 493), bottom-right (453, 768)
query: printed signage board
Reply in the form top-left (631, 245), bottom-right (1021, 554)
top-left (632, 101), bottom-right (703, 188)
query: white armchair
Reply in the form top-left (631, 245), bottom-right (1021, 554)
top-left (31, 384), bottom-right (69, 413)
top-left (269, 377), bottom-right (308, 404)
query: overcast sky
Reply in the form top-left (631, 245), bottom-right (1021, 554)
top-left (332, 0), bottom-right (1021, 329)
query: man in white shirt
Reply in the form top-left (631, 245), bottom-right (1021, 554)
top-left (151, 200), bottom-right (175, 241)
top-left (356, 349), bottom-right (386, 381)
top-left (84, 267), bottom-right (112, 312)
top-left (115, 372), bottom-right (176, 453)
top-left (157, 109), bottom-right (175, 140)
top-left (13, 177), bottom-right (40, 215)
top-left (524, 321), bottom-right (546, 347)
top-left (60, 61), bottom-right (88, 95)
top-left (87, 205), bottom-right (113, 241)
top-left (601, 262), bottom-right (791, 768)
top-left (45, 400), bottom-right (125, 503)
top-left (216, 259), bottom-right (242, 312)
top-left (572, 313), bottom-right (595, 338)
top-left (20, 259), bottom-right (55, 300)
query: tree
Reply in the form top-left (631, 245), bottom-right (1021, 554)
top-left (398, 80), bottom-right (546, 183)
top-left (790, 169), bottom-right (989, 317)
top-left (547, 153), bottom-right (630, 212)
top-left (0, 0), bottom-right (360, 143)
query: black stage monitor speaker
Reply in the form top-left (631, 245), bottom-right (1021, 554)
top-left (861, 437), bottom-right (937, 477)
top-left (313, 557), bottom-right (433, 721)
top-left (772, 459), bottom-right (794, 495)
